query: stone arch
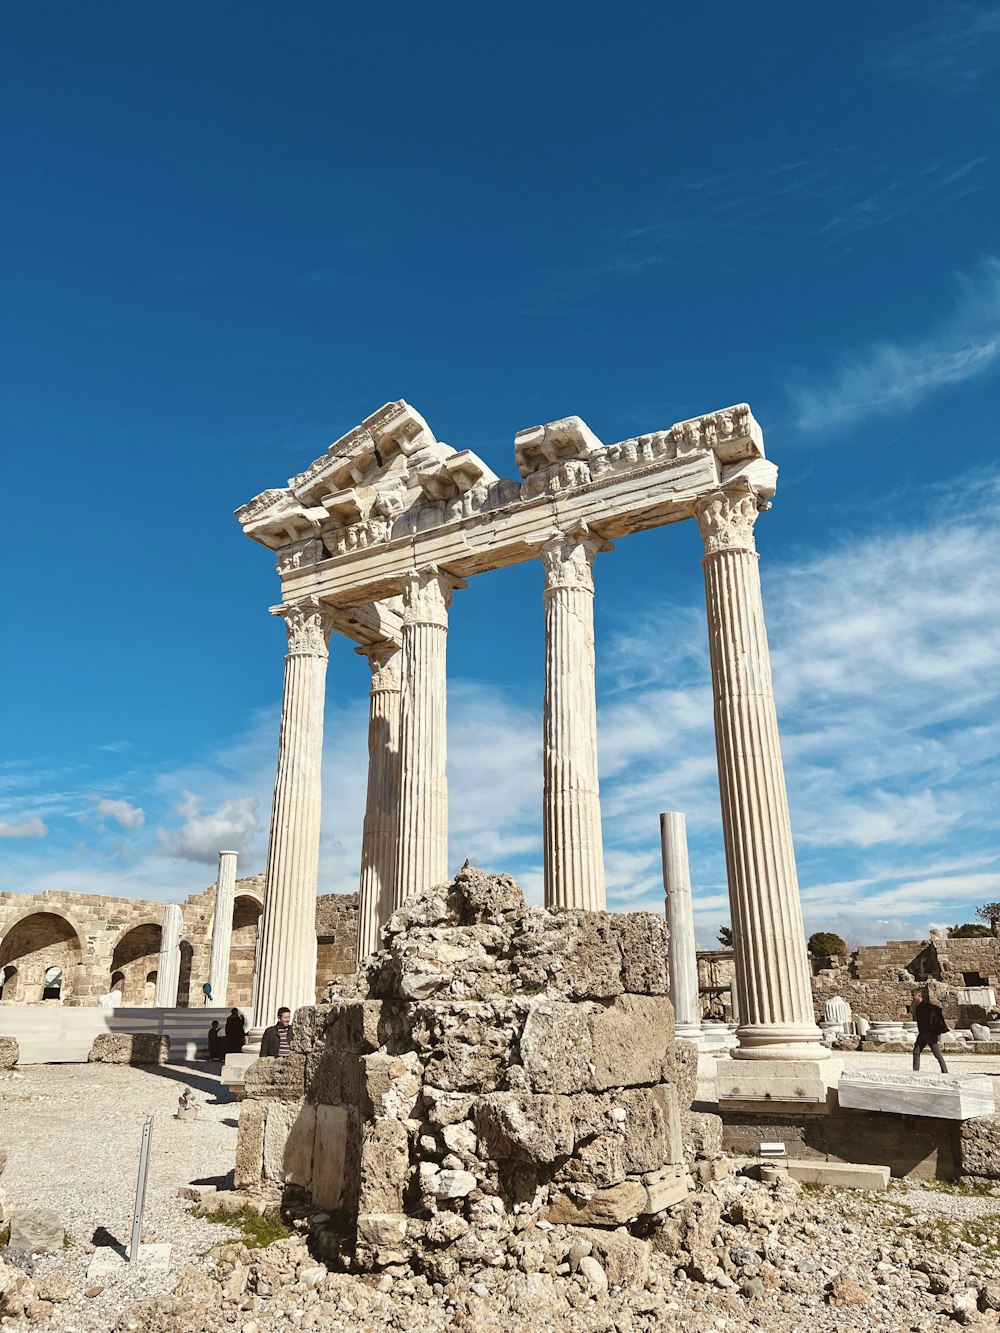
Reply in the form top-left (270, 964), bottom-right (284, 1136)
top-left (228, 894), bottom-right (263, 1008)
top-left (0, 912), bottom-right (84, 1004)
top-left (110, 922), bottom-right (162, 1006)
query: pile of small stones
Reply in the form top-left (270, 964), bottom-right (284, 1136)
top-left (6, 1168), bottom-right (1000, 1330)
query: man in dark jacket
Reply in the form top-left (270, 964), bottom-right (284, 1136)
top-left (912, 987), bottom-right (949, 1073)
top-left (260, 1006), bottom-right (292, 1058)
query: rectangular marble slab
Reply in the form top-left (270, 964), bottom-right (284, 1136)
top-left (838, 1070), bottom-right (995, 1121)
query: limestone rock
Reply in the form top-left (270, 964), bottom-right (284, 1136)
top-left (88, 1033), bottom-right (168, 1065)
top-left (449, 863), bottom-right (526, 925)
top-left (8, 1209), bottom-right (64, 1255)
top-left (572, 1227), bottom-right (651, 1287)
top-left (589, 993), bottom-right (675, 1089)
top-left (0, 1037), bottom-right (18, 1070)
top-left (519, 1001), bottom-right (595, 1095)
top-left (37, 1271), bottom-right (74, 1303)
top-left (544, 1179), bottom-right (647, 1226)
top-left (610, 914), bottom-right (670, 995)
top-left (243, 1053), bottom-right (306, 1101)
top-left (476, 1092), bottom-right (575, 1163)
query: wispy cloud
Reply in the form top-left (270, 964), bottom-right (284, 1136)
top-left (789, 255), bottom-right (1000, 433)
top-left (872, 4), bottom-right (1000, 92)
top-left (155, 791), bottom-right (260, 864)
top-left (0, 817), bottom-right (48, 839)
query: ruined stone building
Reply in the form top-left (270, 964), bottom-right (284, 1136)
top-left (0, 878), bottom-right (358, 1008)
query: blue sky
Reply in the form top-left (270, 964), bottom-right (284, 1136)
top-left (2, 2), bottom-right (998, 947)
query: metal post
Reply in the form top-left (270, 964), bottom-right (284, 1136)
top-left (130, 1116), bottom-right (154, 1263)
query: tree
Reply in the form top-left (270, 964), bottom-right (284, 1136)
top-left (976, 903), bottom-right (1000, 926)
top-left (948, 923), bottom-right (993, 938)
top-left (717, 925), bottom-right (733, 948)
top-left (808, 931), bottom-right (846, 957)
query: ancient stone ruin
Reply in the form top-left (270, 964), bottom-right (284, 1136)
top-left (234, 868), bottom-right (713, 1279)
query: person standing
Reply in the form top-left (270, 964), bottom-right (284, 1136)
top-left (260, 1006), bottom-right (293, 1058)
top-left (912, 987), bottom-right (950, 1073)
top-left (207, 1020), bottom-right (225, 1060)
top-left (225, 1007), bottom-right (246, 1053)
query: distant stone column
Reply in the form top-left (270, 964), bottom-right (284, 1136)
top-left (154, 904), bottom-right (182, 1007)
top-left (696, 483), bottom-right (827, 1062)
top-left (542, 531), bottom-right (609, 911)
top-left (392, 569), bottom-right (465, 909)
top-left (356, 641), bottom-right (403, 960)
top-left (660, 812), bottom-right (704, 1042)
top-left (251, 601), bottom-right (333, 1036)
top-left (208, 850), bottom-right (238, 1006)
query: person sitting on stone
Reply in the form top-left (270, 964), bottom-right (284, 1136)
top-left (260, 1006), bottom-right (293, 1058)
top-left (207, 1021), bottom-right (225, 1060)
top-left (225, 1007), bottom-right (247, 1053)
top-left (911, 987), bottom-right (949, 1073)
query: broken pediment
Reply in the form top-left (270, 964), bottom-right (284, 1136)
top-left (236, 400), bottom-right (501, 552)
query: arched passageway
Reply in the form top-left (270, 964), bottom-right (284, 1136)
top-left (0, 912), bottom-right (83, 1004)
top-left (110, 923), bottom-right (162, 1006)
top-left (0, 966), bottom-right (19, 1003)
top-left (228, 895), bottom-right (263, 1008)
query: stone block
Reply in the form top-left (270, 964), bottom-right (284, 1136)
top-left (450, 864), bottom-right (526, 925)
top-left (311, 1104), bottom-right (351, 1211)
top-left (357, 1119), bottom-right (410, 1214)
top-left (785, 1159), bottom-right (890, 1190)
top-left (616, 1085), bottom-right (684, 1172)
top-left (290, 1004), bottom-right (331, 1054)
top-left (88, 1033), bottom-right (168, 1065)
top-left (477, 1092), bottom-right (576, 1164)
top-left (662, 1039), bottom-right (698, 1111)
top-left (518, 1001), bottom-right (594, 1094)
top-left (554, 1133), bottom-right (627, 1189)
top-left (544, 1179), bottom-right (647, 1227)
top-left (960, 1114), bottom-right (1000, 1178)
top-left (839, 1071), bottom-right (995, 1121)
top-left (572, 1227), bottom-right (651, 1286)
top-left (263, 1099), bottom-right (315, 1186)
top-left (717, 1057), bottom-right (841, 1107)
top-left (642, 1165), bottom-right (689, 1211)
top-left (324, 1001), bottom-right (384, 1055)
top-left (589, 994), bottom-right (675, 1090)
top-left (308, 1048), bottom-right (362, 1105)
top-left (361, 1052), bottom-right (421, 1120)
top-left (234, 1099), bottom-right (266, 1190)
top-left (682, 1109), bottom-right (723, 1160)
top-left (356, 1213), bottom-right (408, 1247)
top-left (511, 911), bottom-right (624, 1000)
top-left (244, 1054), bottom-right (307, 1101)
top-left (610, 915), bottom-right (669, 996)
top-left (0, 1037), bottom-right (18, 1070)
top-left (9, 1208), bottom-right (64, 1255)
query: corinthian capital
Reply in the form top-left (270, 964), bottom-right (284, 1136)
top-left (357, 640), bottom-right (402, 691)
top-left (277, 600), bottom-right (335, 657)
top-left (541, 530), bottom-right (612, 594)
top-left (402, 567), bottom-right (467, 629)
top-left (695, 484), bottom-right (766, 557)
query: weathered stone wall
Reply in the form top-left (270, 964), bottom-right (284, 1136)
top-left (0, 878), bottom-right (356, 1008)
top-left (315, 892), bottom-right (359, 1000)
top-left (236, 867), bottom-right (703, 1279)
top-left (851, 940), bottom-right (934, 982)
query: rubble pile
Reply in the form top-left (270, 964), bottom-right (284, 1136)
top-left (235, 866), bottom-right (715, 1277)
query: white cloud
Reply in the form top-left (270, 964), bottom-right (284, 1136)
top-left (156, 794), bottom-right (260, 864)
top-left (789, 256), bottom-right (1000, 433)
top-left (0, 817), bottom-right (48, 839)
top-left (93, 798), bottom-right (145, 831)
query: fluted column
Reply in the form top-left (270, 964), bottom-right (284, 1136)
top-left (356, 641), bottom-right (402, 959)
top-left (153, 904), bottom-right (182, 1007)
top-left (542, 531), bottom-right (608, 910)
top-left (697, 483), bottom-right (826, 1061)
top-left (392, 568), bottom-right (465, 909)
top-left (208, 850), bottom-right (238, 1005)
top-left (251, 601), bottom-right (333, 1034)
top-left (660, 812), bottom-right (704, 1042)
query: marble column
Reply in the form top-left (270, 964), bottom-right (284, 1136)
top-left (659, 812), bottom-right (704, 1042)
top-left (356, 641), bottom-right (403, 960)
top-left (153, 904), bottom-right (182, 1007)
top-left (392, 569), bottom-right (464, 909)
top-left (696, 482), bottom-right (828, 1065)
top-left (542, 531), bottom-right (609, 911)
top-left (251, 601), bottom-right (333, 1035)
top-left (208, 850), bottom-right (238, 1006)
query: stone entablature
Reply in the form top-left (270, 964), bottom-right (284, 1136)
top-left (0, 880), bottom-right (357, 1009)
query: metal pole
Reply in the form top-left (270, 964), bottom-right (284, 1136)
top-left (130, 1116), bottom-right (154, 1262)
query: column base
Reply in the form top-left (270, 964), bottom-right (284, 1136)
top-left (717, 1055), bottom-right (843, 1110)
top-left (675, 1023), bottom-right (705, 1044)
top-left (731, 1022), bottom-right (830, 1061)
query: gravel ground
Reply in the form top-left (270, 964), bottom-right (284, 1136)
top-left (0, 1061), bottom-right (243, 1322)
